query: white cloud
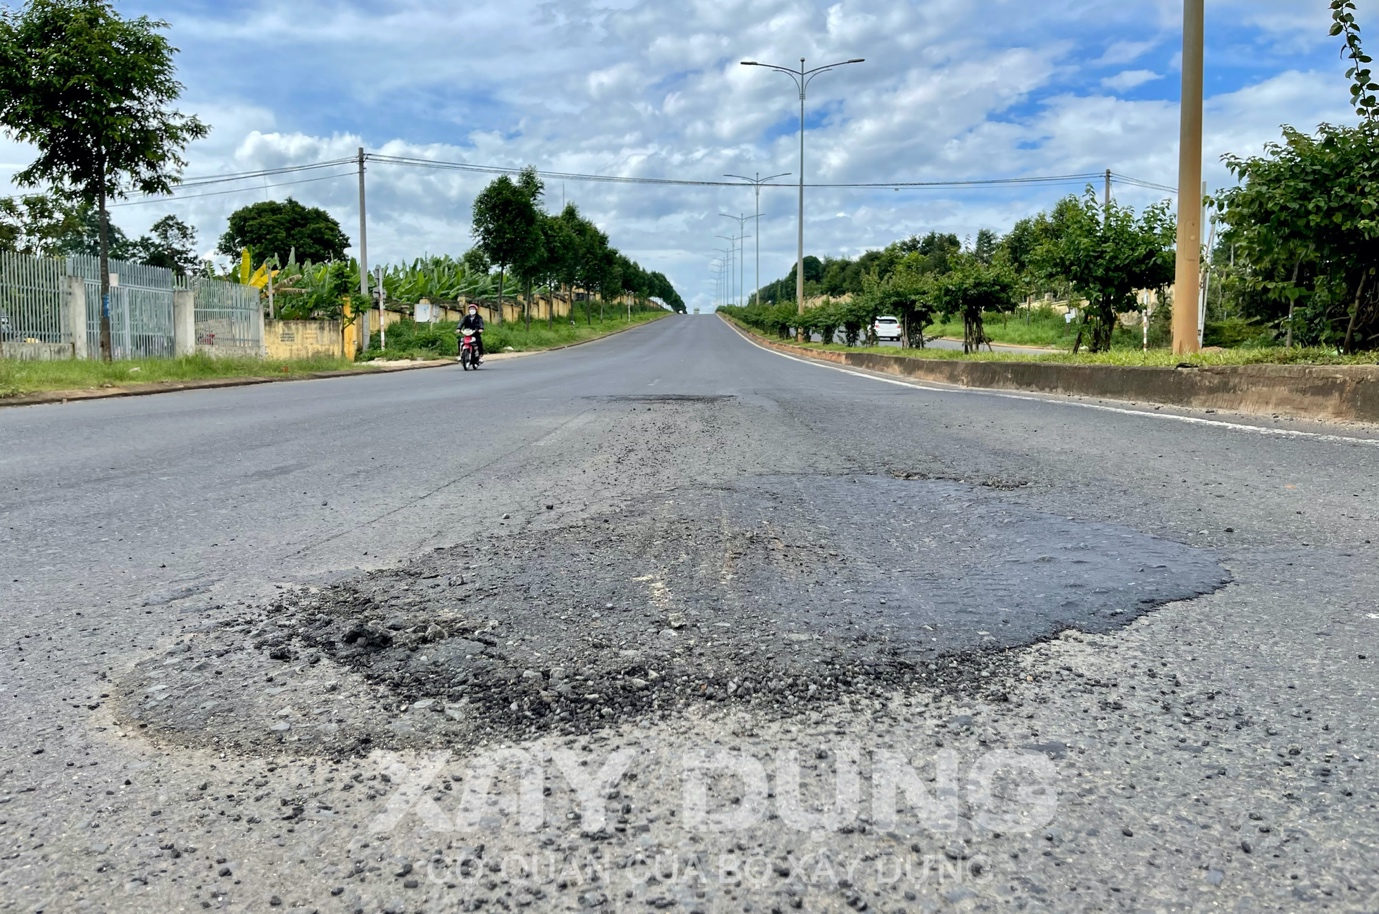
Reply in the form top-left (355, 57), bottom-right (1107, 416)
top-left (0, 0), bottom-right (1357, 311)
top-left (1101, 69), bottom-right (1163, 92)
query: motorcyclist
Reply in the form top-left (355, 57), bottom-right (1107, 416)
top-left (457, 304), bottom-right (485, 364)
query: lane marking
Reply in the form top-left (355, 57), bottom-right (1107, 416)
top-left (733, 329), bottom-right (1379, 448)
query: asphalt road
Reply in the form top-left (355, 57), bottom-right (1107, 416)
top-left (2, 315), bottom-right (1377, 913)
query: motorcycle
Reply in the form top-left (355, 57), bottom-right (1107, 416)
top-left (458, 328), bottom-right (482, 370)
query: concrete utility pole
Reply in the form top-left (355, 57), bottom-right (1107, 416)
top-left (742, 57), bottom-right (864, 338)
top-left (1104, 169), bottom-right (1112, 211)
top-left (1173, 1), bottom-right (1204, 354)
top-left (357, 147), bottom-right (370, 354)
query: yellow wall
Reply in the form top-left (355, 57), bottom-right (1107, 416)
top-left (264, 320), bottom-right (344, 360)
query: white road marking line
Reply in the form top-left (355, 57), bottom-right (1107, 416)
top-left (736, 331), bottom-right (1379, 448)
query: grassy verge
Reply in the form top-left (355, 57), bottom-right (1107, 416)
top-left (0, 352), bottom-right (367, 399)
top-left (728, 317), bottom-right (1379, 368)
top-left (361, 309), bottom-right (670, 361)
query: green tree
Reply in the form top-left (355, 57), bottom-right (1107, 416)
top-left (1031, 190), bottom-right (1176, 352)
top-left (928, 252), bottom-right (1019, 353)
top-left (511, 167), bottom-right (547, 330)
top-left (860, 255), bottom-right (938, 348)
top-left (0, 192), bottom-right (84, 256)
top-left (1207, 2), bottom-right (1379, 351)
top-left (51, 200), bottom-right (133, 259)
top-left (133, 214), bottom-right (198, 276)
top-left (471, 172), bottom-right (542, 325)
top-left (217, 198), bottom-right (349, 265)
top-left (1218, 123), bottom-right (1379, 351)
top-left (0, 0), bottom-right (208, 360)
top-left (461, 247), bottom-right (491, 278)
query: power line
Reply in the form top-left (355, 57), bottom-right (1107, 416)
top-left (1111, 172), bottom-right (1178, 194)
top-left (369, 154), bottom-right (1112, 191)
top-left (176, 158), bottom-right (358, 187)
top-left (110, 169), bottom-right (356, 207)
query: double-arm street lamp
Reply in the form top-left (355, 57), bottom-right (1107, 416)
top-left (742, 56), bottom-right (864, 336)
top-left (725, 172), bottom-right (790, 307)
top-left (720, 213), bottom-right (752, 308)
top-left (716, 235), bottom-right (738, 306)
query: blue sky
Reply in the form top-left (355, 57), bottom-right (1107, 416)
top-left (0, 0), bottom-right (1362, 310)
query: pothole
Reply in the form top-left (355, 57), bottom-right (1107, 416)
top-left (118, 475), bottom-right (1229, 756)
top-left (595, 394), bottom-right (736, 404)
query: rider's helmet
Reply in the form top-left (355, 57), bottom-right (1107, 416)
top-left (468, 304), bottom-right (478, 315)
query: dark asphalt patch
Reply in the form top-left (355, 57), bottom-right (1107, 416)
top-left (120, 475), bottom-right (1228, 754)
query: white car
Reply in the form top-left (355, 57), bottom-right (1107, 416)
top-left (873, 315), bottom-right (901, 342)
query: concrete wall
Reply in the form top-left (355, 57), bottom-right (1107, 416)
top-left (264, 320), bottom-right (344, 360)
top-left (0, 341), bottom-right (76, 361)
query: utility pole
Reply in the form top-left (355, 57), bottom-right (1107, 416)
top-left (1104, 169), bottom-right (1112, 211)
top-left (1173, 0), bottom-right (1204, 354)
top-left (357, 147), bottom-right (370, 355)
top-left (376, 265), bottom-right (386, 352)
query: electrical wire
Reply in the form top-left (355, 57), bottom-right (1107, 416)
top-left (369, 153), bottom-right (1109, 191)
top-left (176, 158), bottom-right (358, 188)
top-left (103, 151), bottom-right (1184, 210)
top-left (1111, 172), bottom-right (1178, 194)
top-left (109, 169), bottom-right (356, 207)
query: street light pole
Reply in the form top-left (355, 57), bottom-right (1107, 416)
top-left (1173, 0), bottom-right (1204, 354)
top-left (720, 213), bottom-right (751, 306)
top-left (717, 235), bottom-right (738, 305)
top-left (742, 57), bottom-right (864, 340)
top-left (726, 172), bottom-right (790, 306)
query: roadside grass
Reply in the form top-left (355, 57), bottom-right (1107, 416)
top-left (798, 340), bottom-right (1379, 367)
top-left (361, 309), bottom-right (670, 361)
top-left (0, 352), bottom-right (366, 399)
top-left (726, 317), bottom-right (1379, 368)
top-left (926, 312), bottom-right (1079, 349)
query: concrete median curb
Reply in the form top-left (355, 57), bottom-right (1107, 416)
top-left (724, 316), bottom-right (1379, 424)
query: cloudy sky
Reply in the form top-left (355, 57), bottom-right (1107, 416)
top-left (0, 0), bottom-right (1361, 310)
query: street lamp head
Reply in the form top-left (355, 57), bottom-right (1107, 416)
top-left (848, 58), bottom-right (865, 64)
top-left (740, 61), bottom-right (758, 66)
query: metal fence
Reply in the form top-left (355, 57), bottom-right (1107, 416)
top-left (0, 250), bottom-right (262, 360)
top-left (67, 255), bottom-right (178, 359)
top-left (186, 276), bottom-right (261, 354)
top-left (0, 250), bottom-right (66, 346)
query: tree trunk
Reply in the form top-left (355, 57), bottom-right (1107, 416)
top-left (495, 267), bottom-right (505, 325)
top-left (525, 277), bottom-right (531, 332)
top-left (1343, 270), bottom-right (1369, 354)
top-left (98, 178), bottom-right (112, 362)
top-left (1285, 260), bottom-right (1301, 349)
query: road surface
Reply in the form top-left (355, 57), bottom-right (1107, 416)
top-left (1, 315), bottom-right (1376, 912)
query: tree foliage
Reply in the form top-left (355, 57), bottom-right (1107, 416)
top-left (217, 198), bottom-right (349, 266)
top-left (134, 215), bottom-right (198, 276)
top-left (1029, 191), bottom-right (1176, 352)
top-left (0, 192), bottom-right (84, 256)
top-left (927, 253), bottom-right (1019, 353)
top-left (0, 0), bottom-right (207, 358)
top-left (1208, 2), bottom-right (1379, 351)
